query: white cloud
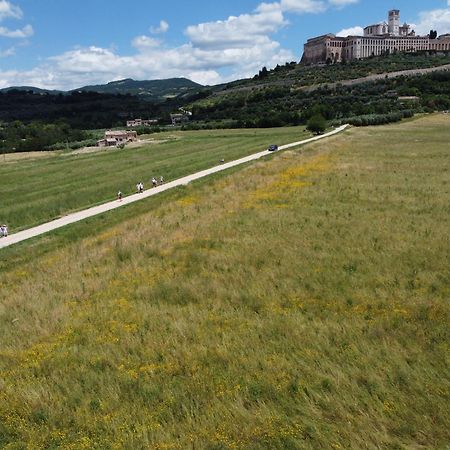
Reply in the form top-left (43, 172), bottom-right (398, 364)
top-left (413, 7), bottom-right (450, 36)
top-left (337, 26), bottom-right (363, 37)
top-left (0, 0), bottom-right (22, 21)
top-left (0, 23), bottom-right (33, 38)
top-left (186, 70), bottom-right (222, 86)
top-left (0, 1), bottom-right (33, 40)
top-left (150, 20), bottom-right (169, 34)
top-left (280, 0), bottom-right (326, 14)
top-left (0, 45), bottom-right (14, 56)
top-left (132, 35), bottom-right (161, 49)
top-left (185, 4), bottom-right (286, 50)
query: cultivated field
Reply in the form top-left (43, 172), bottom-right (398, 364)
top-left (0, 126), bottom-right (310, 233)
top-left (0, 115), bottom-right (449, 449)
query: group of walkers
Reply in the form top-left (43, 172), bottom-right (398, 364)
top-left (2, 173), bottom-right (167, 235)
top-left (136, 182), bottom-right (145, 193)
top-left (0, 224), bottom-right (8, 238)
top-left (117, 176), bottom-right (165, 201)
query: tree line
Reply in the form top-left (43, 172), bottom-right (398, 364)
top-left (0, 121), bottom-right (92, 153)
top-left (0, 90), bottom-right (187, 130)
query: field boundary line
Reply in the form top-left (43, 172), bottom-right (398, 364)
top-left (0, 125), bottom-right (348, 250)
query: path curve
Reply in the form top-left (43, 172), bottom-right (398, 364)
top-left (0, 125), bottom-right (348, 250)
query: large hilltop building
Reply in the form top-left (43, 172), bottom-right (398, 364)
top-left (302, 9), bottom-right (450, 65)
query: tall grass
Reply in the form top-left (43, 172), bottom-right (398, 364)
top-left (0, 115), bottom-right (449, 449)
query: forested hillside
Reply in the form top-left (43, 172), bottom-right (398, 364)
top-left (76, 78), bottom-right (203, 101)
top-left (189, 70), bottom-right (450, 129)
top-left (217, 52), bottom-right (450, 93)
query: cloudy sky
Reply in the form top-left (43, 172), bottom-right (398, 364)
top-left (0, 0), bottom-right (449, 89)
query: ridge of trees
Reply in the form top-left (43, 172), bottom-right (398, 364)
top-left (187, 71), bottom-right (450, 129)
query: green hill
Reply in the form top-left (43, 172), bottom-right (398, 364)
top-left (75, 77), bottom-right (204, 101)
top-left (212, 52), bottom-right (450, 95)
top-left (0, 77), bottom-right (204, 103)
top-left (0, 86), bottom-right (63, 95)
top-left (187, 53), bottom-right (450, 129)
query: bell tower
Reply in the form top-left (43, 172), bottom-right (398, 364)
top-left (388, 10), bottom-right (400, 36)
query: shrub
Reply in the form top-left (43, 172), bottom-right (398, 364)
top-left (307, 113), bottom-right (327, 134)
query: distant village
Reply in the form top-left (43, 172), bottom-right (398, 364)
top-left (97, 110), bottom-right (192, 147)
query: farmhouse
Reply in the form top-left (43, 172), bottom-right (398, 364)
top-left (97, 130), bottom-right (138, 147)
top-left (126, 119), bottom-right (159, 127)
top-left (302, 9), bottom-right (450, 64)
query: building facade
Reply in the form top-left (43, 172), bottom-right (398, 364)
top-left (97, 130), bottom-right (138, 147)
top-left (302, 9), bottom-right (450, 65)
top-left (126, 119), bottom-right (159, 127)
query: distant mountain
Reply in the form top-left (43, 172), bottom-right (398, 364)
top-left (0, 86), bottom-right (63, 95)
top-left (0, 77), bottom-right (204, 102)
top-left (74, 78), bottom-right (204, 101)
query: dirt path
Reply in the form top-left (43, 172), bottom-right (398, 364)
top-left (0, 125), bottom-right (348, 250)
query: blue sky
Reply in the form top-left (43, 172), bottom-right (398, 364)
top-left (0, 0), bottom-right (449, 89)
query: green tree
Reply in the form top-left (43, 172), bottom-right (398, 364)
top-left (307, 113), bottom-right (327, 134)
top-left (258, 67), bottom-right (269, 79)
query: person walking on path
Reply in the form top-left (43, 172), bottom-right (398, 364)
top-left (1, 225), bottom-right (8, 237)
top-left (117, 191), bottom-right (123, 202)
top-left (160, 176), bottom-right (164, 184)
top-left (152, 177), bottom-right (157, 188)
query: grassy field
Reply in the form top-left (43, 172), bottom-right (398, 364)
top-left (0, 115), bottom-right (449, 449)
top-left (0, 126), bottom-right (310, 233)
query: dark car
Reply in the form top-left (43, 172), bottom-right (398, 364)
top-left (268, 144), bottom-right (278, 152)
